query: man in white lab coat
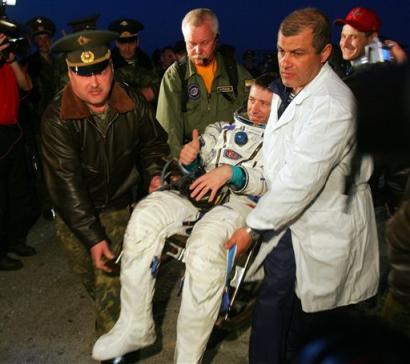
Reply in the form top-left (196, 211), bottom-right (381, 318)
top-left (226, 8), bottom-right (379, 363)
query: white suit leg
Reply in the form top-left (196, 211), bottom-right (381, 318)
top-left (92, 191), bottom-right (199, 361)
top-left (174, 199), bottom-right (252, 363)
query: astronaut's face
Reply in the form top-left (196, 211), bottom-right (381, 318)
top-left (247, 85), bottom-right (273, 124)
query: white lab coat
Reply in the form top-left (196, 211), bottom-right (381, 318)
top-left (247, 63), bottom-right (379, 312)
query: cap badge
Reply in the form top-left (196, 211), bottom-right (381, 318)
top-left (120, 20), bottom-right (128, 26)
top-left (80, 51), bottom-right (95, 63)
top-left (36, 18), bottom-right (43, 24)
top-left (352, 8), bottom-right (362, 19)
top-left (121, 31), bottom-right (132, 37)
top-left (77, 35), bottom-right (91, 46)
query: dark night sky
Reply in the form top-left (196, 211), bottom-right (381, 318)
top-left (5, 0), bottom-right (410, 58)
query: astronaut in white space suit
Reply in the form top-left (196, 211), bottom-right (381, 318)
top-left (92, 73), bottom-right (276, 363)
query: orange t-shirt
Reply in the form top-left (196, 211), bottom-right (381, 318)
top-left (0, 64), bottom-right (19, 125)
top-left (195, 58), bottom-right (217, 94)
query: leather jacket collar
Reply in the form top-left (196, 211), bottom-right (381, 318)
top-left (60, 82), bottom-right (135, 120)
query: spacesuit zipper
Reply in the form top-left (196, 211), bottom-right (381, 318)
top-left (215, 129), bottom-right (228, 168)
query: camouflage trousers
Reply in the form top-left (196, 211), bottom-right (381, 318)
top-left (380, 291), bottom-right (410, 338)
top-left (55, 206), bottom-right (131, 337)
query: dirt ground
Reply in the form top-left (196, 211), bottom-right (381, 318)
top-left (0, 217), bottom-right (250, 363)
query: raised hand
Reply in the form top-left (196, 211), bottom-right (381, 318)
top-left (179, 129), bottom-right (201, 166)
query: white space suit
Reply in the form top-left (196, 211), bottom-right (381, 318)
top-left (93, 114), bottom-right (267, 363)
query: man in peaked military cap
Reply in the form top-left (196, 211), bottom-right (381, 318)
top-left (23, 16), bottom-right (58, 220)
top-left (41, 29), bottom-right (170, 342)
top-left (54, 14), bottom-right (102, 91)
top-left (53, 14), bottom-right (101, 92)
top-left (24, 16), bottom-right (56, 93)
top-left (108, 18), bottom-right (150, 68)
top-left (108, 18), bottom-right (158, 104)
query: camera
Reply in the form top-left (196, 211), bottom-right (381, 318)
top-left (0, 18), bottom-right (28, 61)
top-left (352, 37), bottom-right (393, 69)
top-left (0, 0), bottom-right (27, 61)
top-left (365, 37), bottom-right (393, 63)
top-left (0, 35), bottom-right (26, 59)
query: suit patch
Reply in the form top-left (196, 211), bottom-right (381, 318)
top-left (223, 124), bottom-right (236, 131)
top-left (223, 149), bottom-right (242, 160)
top-left (217, 85), bottom-right (234, 93)
top-left (234, 131), bottom-right (248, 146)
top-left (188, 84), bottom-right (200, 100)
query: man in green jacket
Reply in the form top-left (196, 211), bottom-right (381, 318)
top-left (41, 29), bottom-right (170, 338)
top-left (109, 18), bottom-right (160, 104)
top-left (156, 8), bottom-right (253, 157)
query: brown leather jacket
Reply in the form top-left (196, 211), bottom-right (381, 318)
top-left (41, 82), bottom-right (170, 248)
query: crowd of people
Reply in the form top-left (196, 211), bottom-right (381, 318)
top-left (1, 4), bottom-right (409, 364)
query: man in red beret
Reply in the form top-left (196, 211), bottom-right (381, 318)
top-left (335, 7), bottom-right (406, 71)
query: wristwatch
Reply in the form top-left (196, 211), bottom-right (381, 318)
top-left (245, 225), bottom-right (261, 242)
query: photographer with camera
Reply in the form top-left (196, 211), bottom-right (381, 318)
top-left (335, 7), bottom-right (409, 298)
top-left (0, 30), bottom-right (40, 270)
top-left (0, 32), bottom-right (31, 89)
top-left (335, 7), bottom-right (407, 78)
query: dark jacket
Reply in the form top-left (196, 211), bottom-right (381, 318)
top-left (111, 47), bottom-right (153, 71)
top-left (387, 176), bottom-right (410, 306)
top-left (24, 51), bottom-right (57, 118)
top-left (41, 82), bottom-right (170, 248)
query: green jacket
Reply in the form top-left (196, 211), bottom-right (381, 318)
top-left (156, 52), bottom-right (252, 157)
top-left (41, 82), bottom-right (170, 248)
top-left (114, 63), bottom-right (160, 102)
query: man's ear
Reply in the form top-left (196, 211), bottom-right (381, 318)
top-left (320, 43), bottom-right (332, 64)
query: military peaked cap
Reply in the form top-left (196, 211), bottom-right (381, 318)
top-left (26, 16), bottom-right (56, 37)
top-left (67, 14), bottom-right (100, 33)
top-left (108, 18), bottom-right (144, 42)
top-left (52, 30), bottom-right (117, 76)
